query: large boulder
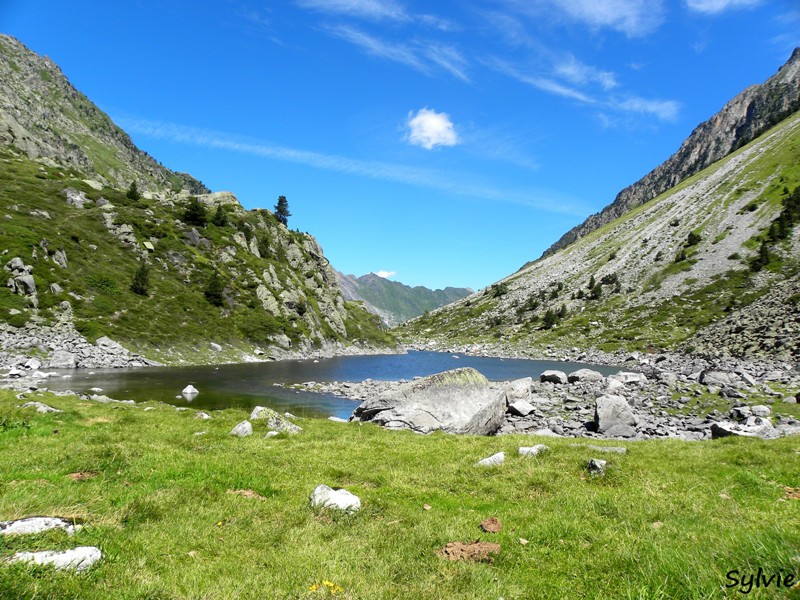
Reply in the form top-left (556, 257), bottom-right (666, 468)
top-left (350, 368), bottom-right (505, 435)
top-left (540, 370), bottom-right (568, 384)
top-left (594, 395), bottom-right (637, 437)
top-left (250, 406), bottom-right (302, 434)
top-left (699, 370), bottom-right (742, 388)
top-left (48, 350), bottom-right (76, 369)
top-left (568, 368), bottom-right (604, 383)
top-left (9, 547), bottom-right (101, 572)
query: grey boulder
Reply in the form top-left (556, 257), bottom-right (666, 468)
top-left (229, 420), bottom-right (253, 437)
top-left (351, 368), bottom-right (505, 435)
top-left (568, 368), bottom-right (604, 383)
top-left (594, 395), bottom-right (637, 437)
top-left (540, 370), bottom-right (568, 385)
top-left (309, 485), bottom-right (361, 513)
top-left (250, 406), bottom-right (302, 434)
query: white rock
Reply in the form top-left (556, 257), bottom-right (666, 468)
top-left (182, 384), bottom-right (199, 395)
top-left (9, 546), bottom-right (101, 572)
top-left (507, 400), bottom-right (536, 417)
top-left (750, 405), bottom-right (772, 417)
top-left (474, 451), bottom-right (505, 467)
top-left (519, 444), bottom-right (549, 457)
top-left (0, 517), bottom-right (77, 536)
top-left (195, 412), bottom-right (212, 420)
top-left (532, 428), bottom-right (563, 438)
top-left (328, 416), bottom-right (349, 423)
top-left (20, 401), bottom-right (62, 414)
top-left (229, 420), bottom-right (253, 437)
top-left (265, 431), bottom-right (280, 438)
top-left (210, 343), bottom-right (222, 352)
top-left (309, 484), bottom-right (361, 513)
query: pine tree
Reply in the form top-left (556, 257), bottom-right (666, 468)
top-left (183, 197), bottom-right (208, 226)
top-left (204, 271), bottom-right (225, 306)
top-left (211, 205), bottom-right (228, 227)
top-left (274, 196), bottom-right (291, 226)
top-left (126, 181), bottom-right (140, 202)
top-left (130, 261), bottom-right (150, 296)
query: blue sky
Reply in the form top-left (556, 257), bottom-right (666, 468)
top-left (3, 1), bottom-right (798, 290)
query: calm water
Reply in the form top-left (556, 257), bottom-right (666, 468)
top-left (41, 351), bottom-right (622, 419)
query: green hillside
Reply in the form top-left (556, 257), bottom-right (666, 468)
top-left (399, 111), bottom-right (800, 360)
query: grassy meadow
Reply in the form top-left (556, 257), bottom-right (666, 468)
top-left (1, 389), bottom-right (799, 599)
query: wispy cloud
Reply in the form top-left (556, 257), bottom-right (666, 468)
top-left (504, 0), bottom-right (665, 37)
top-left (611, 96), bottom-right (680, 121)
top-left (118, 116), bottom-right (588, 215)
top-left (685, 0), bottom-right (762, 14)
top-left (488, 58), bottom-right (595, 103)
top-left (295, 0), bottom-right (409, 22)
top-left (489, 57), bottom-right (679, 121)
top-left (373, 270), bottom-right (396, 278)
top-left (406, 108), bottom-right (460, 149)
top-left (422, 44), bottom-right (470, 82)
top-left (554, 54), bottom-right (618, 90)
top-left (326, 24), bottom-right (469, 81)
top-left (327, 24), bottom-right (428, 72)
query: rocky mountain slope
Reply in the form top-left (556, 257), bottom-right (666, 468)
top-left (337, 271), bottom-right (471, 327)
top-left (0, 35), bottom-right (393, 365)
top-left (539, 47), bottom-right (800, 261)
top-left (400, 106), bottom-right (800, 362)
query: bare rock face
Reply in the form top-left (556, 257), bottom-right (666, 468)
top-left (351, 368), bottom-right (505, 435)
top-left (542, 48), bottom-right (800, 258)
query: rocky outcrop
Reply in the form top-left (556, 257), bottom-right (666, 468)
top-left (350, 368), bottom-right (506, 435)
top-left (0, 321), bottom-right (158, 369)
top-left (542, 48), bottom-right (800, 258)
top-left (0, 34), bottom-right (208, 193)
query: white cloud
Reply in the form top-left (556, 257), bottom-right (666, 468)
top-left (554, 54), bottom-right (618, 90)
top-left (374, 270), bottom-right (396, 278)
top-left (613, 96), bottom-right (680, 121)
top-left (295, 0), bottom-right (409, 21)
top-left (685, 0), bottom-right (762, 14)
top-left (509, 0), bottom-right (665, 37)
top-left (406, 108), bottom-right (459, 150)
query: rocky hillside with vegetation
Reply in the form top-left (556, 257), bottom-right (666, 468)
top-left (337, 271), bottom-right (471, 327)
top-left (540, 47), bottom-right (800, 260)
top-left (400, 104), bottom-right (800, 362)
top-left (0, 36), bottom-right (393, 365)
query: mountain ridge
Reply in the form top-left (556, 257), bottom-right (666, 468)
top-left (537, 47), bottom-right (800, 263)
top-left (337, 271), bottom-right (471, 327)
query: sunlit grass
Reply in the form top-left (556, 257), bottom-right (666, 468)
top-left (1, 390), bottom-right (798, 599)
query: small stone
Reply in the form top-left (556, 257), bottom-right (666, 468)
top-left (507, 400), bottom-right (536, 417)
top-left (0, 517), bottom-right (77, 536)
top-left (423, 504), bottom-right (432, 511)
top-left (309, 484), bottom-right (361, 513)
top-left (20, 401), bottom-right (62, 414)
top-left (9, 547), bottom-right (101, 572)
top-left (182, 384), bottom-right (199, 397)
top-left (519, 538), bottom-right (529, 546)
top-left (518, 444), bottom-right (549, 457)
top-left (195, 412), bottom-right (211, 420)
top-left (229, 420), bottom-right (253, 437)
top-left (474, 452), bottom-right (505, 467)
top-left (586, 458), bottom-right (607, 476)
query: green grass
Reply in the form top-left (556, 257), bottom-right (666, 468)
top-left (0, 148), bottom-right (393, 362)
top-left (1, 391), bottom-right (799, 599)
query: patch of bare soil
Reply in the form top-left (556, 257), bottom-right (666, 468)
top-left (226, 489), bottom-right (266, 500)
top-left (67, 471), bottom-right (98, 481)
top-left (480, 517), bottom-right (502, 533)
top-left (437, 541), bottom-right (501, 562)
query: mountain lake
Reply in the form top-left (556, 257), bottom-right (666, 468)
top-left (41, 351), bottom-right (624, 419)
